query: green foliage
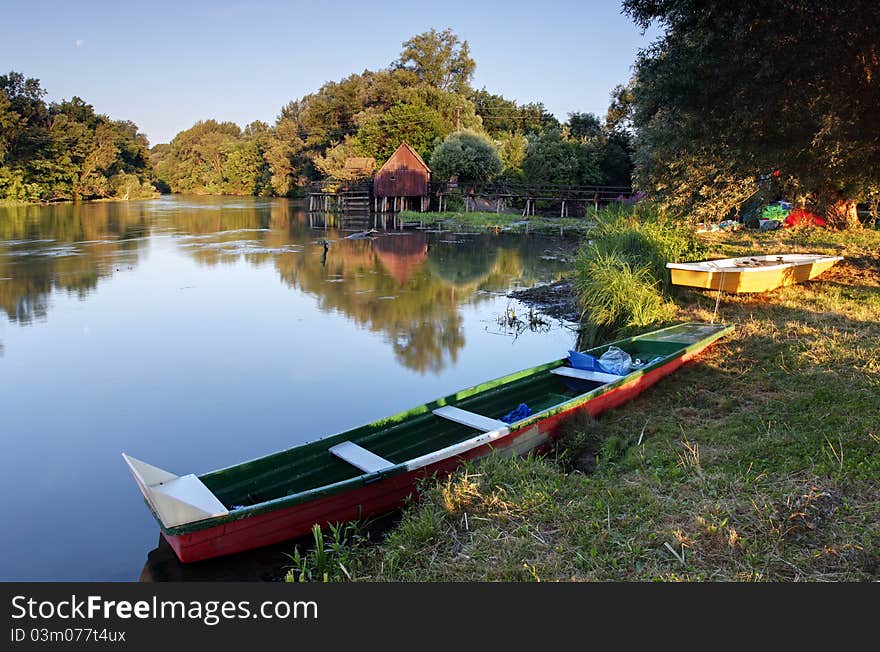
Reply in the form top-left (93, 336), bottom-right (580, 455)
top-left (575, 202), bottom-right (705, 332)
top-left (0, 71), bottom-right (157, 202)
top-left (586, 202), bottom-right (707, 290)
top-left (429, 129), bottom-right (502, 183)
top-left (469, 88), bottom-right (558, 137)
top-left (312, 136), bottom-right (372, 180)
top-left (283, 523), bottom-right (366, 583)
top-left (356, 100), bottom-right (445, 163)
top-left (522, 129), bottom-right (603, 186)
top-left (599, 130), bottom-right (635, 188)
top-left (575, 251), bottom-right (674, 329)
top-left (496, 131), bottom-right (528, 180)
top-left (605, 83), bottom-right (635, 134)
top-left (155, 119), bottom-right (273, 195)
top-left (624, 0), bottom-right (880, 227)
top-left (561, 111), bottom-right (635, 188)
top-left (396, 28), bottom-right (476, 94)
top-left (567, 112), bottom-right (603, 140)
top-left (222, 140), bottom-right (271, 195)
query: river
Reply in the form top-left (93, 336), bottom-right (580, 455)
top-left (0, 195), bottom-right (579, 580)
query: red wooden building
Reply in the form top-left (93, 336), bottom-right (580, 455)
top-left (373, 142), bottom-right (431, 212)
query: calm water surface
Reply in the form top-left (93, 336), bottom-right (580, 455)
top-left (0, 195), bottom-right (578, 580)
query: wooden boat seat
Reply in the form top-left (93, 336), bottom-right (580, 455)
top-left (329, 441), bottom-right (395, 474)
top-left (550, 367), bottom-right (622, 384)
top-left (432, 405), bottom-right (507, 432)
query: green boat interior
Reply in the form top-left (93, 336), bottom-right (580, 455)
top-left (200, 326), bottom-right (713, 510)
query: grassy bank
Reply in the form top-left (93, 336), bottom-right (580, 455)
top-left (399, 210), bottom-right (593, 235)
top-left (287, 227), bottom-right (880, 581)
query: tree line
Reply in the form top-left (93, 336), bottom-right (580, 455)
top-left (150, 28), bottom-right (635, 197)
top-left (4, 6), bottom-right (877, 226)
top-left (0, 72), bottom-right (157, 202)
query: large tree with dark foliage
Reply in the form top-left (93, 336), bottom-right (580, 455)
top-left (625, 0), bottom-right (880, 227)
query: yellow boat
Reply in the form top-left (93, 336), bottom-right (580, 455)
top-left (666, 254), bottom-right (843, 293)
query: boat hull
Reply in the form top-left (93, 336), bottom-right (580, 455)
top-left (668, 255), bottom-right (841, 293)
top-left (161, 343), bottom-right (708, 563)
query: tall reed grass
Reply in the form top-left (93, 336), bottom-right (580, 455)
top-left (575, 202), bottom-right (706, 337)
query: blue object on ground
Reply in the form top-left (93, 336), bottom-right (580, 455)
top-left (501, 403), bottom-right (532, 424)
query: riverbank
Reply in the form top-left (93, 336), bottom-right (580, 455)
top-left (399, 210), bottom-right (594, 236)
top-left (0, 194), bottom-right (159, 207)
top-left (286, 227), bottom-right (880, 581)
top-left (508, 279), bottom-right (580, 322)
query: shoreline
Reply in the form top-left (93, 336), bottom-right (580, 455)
top-left (275, 227), bottom-right (880, 582)
top-left (399, 210), bottom-right (595, 236)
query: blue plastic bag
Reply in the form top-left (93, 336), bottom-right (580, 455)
top-left (568, 350), bottom-right (603, 371)
top-left (569, 347), bottom-right (632, 375)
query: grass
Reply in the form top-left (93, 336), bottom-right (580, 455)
top-left (284, 522), bottom-right (370, 582)
top-left (399, 210), bottom-right (594, 235)
top-left (574, 252), bottom-right (675, 329)
top-left (574, 203), bottom-right (706, 338)
top-left (292, 226), bottom-right (880, 581)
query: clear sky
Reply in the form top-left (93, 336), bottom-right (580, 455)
top-left (1, 0), bottom-right (656, 146)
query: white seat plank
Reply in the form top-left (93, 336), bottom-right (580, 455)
top-left (551, 367), bottom-right (622, 383)
top-left (432, 405), bottom-right (507, 432)
top-left (329, 441), bottom-right (395, 474)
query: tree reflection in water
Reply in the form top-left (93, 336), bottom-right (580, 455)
top-left (0, 201), bottom-right (149, 325)
top-left (0, 196), bottom-right (572, 373)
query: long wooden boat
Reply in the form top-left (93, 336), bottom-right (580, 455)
top-left (123, 322), bottom-right (733, 563)
top-left (666, 253), bottom-right (842, 293)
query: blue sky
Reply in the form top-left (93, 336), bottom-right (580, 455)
top-left (1, 0), bottom-right (656, 145)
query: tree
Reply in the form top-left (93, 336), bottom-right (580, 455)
top-left (396, 28), bottom-right (476, 94)
top-left (157, 119), bottom-right (242, 193)
top-left (222, 140), bottom-right (268, 195)
top-left (469, 88), bottom-right (557, 137)
top-left (1, 72), bottom-right (156, 201)
top-left (605, 83), bottom-right (635, 135)
top-left (263, 117), bottom-right (306, 195)
top-left (496, 131), bottom-right (528, 180)
top-left (1, 73), bottom-right (47, 164)
top-left (313, 136), bottom-right (371, 180)
top-left (567, 112), bottom-right (603, 140)
top-left (429, 129), bottom-right (502, 183)
top-left (356, 100), bottom-right (445, 163)
top-left (624, 0), bottom-right (880, 227)
top-left (599, 130), bottom-right (635, 188)
top-left (522, 129), bottom-right (602, 186)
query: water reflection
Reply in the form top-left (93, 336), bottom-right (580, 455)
top-left (206, 225), bottom-right (561, 373)
top-left (0, 196), bottom-right (571, 373)
top-left (0, 201), bottom-right (150, 324)
top-left (0, 195), bottom-right (578, 581)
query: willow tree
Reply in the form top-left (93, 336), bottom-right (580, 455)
top-left (625, 0), bottom-right (880, 227)
top-left (429, 129), bottom-right (502, 183)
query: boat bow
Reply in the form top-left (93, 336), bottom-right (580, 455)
top-left (122, 453), bottom-right (228, 528)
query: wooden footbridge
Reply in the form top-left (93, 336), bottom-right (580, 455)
top-left (307, 180), bottom-right (372, 214)
top-left (307, 180), bottom-right (634, 217)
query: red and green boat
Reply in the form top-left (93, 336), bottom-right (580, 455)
top-left (124, 321), bottom-right (732, 563)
